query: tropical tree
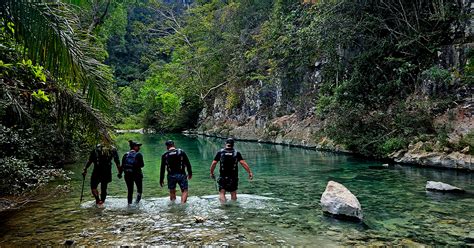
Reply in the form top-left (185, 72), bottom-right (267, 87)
top-left (0, 0), bottom-right (114, 142)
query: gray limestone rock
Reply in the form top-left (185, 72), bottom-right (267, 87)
top-left (426, 181), bottom-right (465, 193)
top-left (320, 181), bottom-right (363, 221)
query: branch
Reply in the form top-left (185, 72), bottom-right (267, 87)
top-left (87, 0), bottom-right (111, 36)
top-left (200, 81), bottom-right (230, 101)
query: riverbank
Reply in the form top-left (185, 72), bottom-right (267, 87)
top-left (184, 127), bottom-right (473, 171)
top-left (0, 168), bottom-right (73, 214)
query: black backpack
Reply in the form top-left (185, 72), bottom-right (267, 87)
top-left (219, 149), bottom-right (238, 175)
top-left (123, 151), bottom-right (138, 173)
top-left (94, 145), bottom-right (113, 167)
top-left (165, 149), bottom-right (184, 173)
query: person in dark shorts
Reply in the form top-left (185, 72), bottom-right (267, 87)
top-left (160, 140), bottom-right (192, 203)
top-left (210, 138), bottom-right (253, 203)
top-left (82, 143), bottom-right (121, 207)
top-left (120, 140), bottom-right (145, 205)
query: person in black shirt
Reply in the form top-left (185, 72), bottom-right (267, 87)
top-left (82, 144), bottom-right (121, 207)
top-left (120, 140), bottom-right (145, 205)
top-left (160, 140), bottom-right (192, 203)
top-left (210, 138), bottom-right (253, 203)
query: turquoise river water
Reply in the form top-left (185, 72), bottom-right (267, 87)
top-left (0, 133), bottom-right (473, 246)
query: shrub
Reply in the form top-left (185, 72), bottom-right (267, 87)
top-left (458, 131), bottom-right (474, 155)
top-left (380, 137), bottom-right (408, 155)
top-left (0, 157), bottom-right (36, 195)
top-left (421, 66), bottom-right (452, 85)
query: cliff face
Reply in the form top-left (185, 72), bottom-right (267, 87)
top-left (197, 80), bottom-right (345, 151)
top-left (196, 1), bottom-right (474, 170)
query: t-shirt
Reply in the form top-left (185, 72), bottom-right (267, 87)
top-left (213, 148), bottom-right (243, 178)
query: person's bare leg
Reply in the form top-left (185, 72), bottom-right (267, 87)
top-left (91, 188), bottom-right (100, 203)
top-left (170, 189), bottom-right (177, 201)
top-left (230, 191), bottom-right (237, 201)
top-left (181, 189), bottom-right (188, 203)
top-left (219, 189), bottom-right (226, 203)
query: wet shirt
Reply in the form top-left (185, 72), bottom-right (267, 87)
top-left (213, 148), bottom-right (243, 178)
top-left (160, 149), bottom-right (192, 184)
top-left (89, 146), bottom-right (120, 179)
top-left (121, 151), bottom-right (144, 174)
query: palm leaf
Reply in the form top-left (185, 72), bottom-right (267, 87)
top-left (55, 84), bottom-right (113, 143)
top-left (0, 0), bottom-right (112, 110)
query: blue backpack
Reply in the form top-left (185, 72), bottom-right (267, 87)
top-left (123, 151), bottom-right (138, 173)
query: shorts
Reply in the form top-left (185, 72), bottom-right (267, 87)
top-left (90, 174), bottom-right (110, 189)
top-left (167, 174), bottom-right (188, 190)
top-left (218, 177), bottom-right (239, 192)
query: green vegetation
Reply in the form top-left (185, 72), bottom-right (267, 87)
top-left (0, 0), bottom-right (472, 195)
top-left (119, 0), bottom-right (468, 158)
top-left (0, 0), bottom-right (114, 195)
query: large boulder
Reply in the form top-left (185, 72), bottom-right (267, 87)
top-left (320, 181), bottom-right (363, 221)
top-left (426, 181), bottom-right (465, 193)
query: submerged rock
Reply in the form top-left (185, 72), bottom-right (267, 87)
top-left (194, 216), bottom-right (206, 223)
top-left (426, 181), bottom-right (465, 193)
top-left (64, 240), bottom-right (75, 246)
top-left (320, 181), bottom-right (363, 221)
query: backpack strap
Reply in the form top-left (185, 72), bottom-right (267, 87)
top-left (233, 149), bottom-right (238, 165)
top-left (177, 149), bottom-right (184, 171)
top-left (219, 149), bottom-right (226, 165)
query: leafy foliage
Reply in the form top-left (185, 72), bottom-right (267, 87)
top-left (0, 0), bottom-right (117, 195)
top-left (130, 0), bottom-right (467, 157)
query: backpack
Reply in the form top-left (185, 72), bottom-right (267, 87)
top-left (94, 145), bottom-right (113, 167)
top-left (165, 149), bottom-right (184, 173)
top-left (123, 151), bottom-right (138, 173)
top-left (219, 149), bottom-right (238, 175)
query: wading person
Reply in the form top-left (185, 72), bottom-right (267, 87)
top-left (160, 140), bottom-right (192, 203)
top-left (210, 138), bottom-right (253, 203)
top-left (120, 140), bottom-right (144, 205)
top-left (82, 143), bottom-right (121, 207)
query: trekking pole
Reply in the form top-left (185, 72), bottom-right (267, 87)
top-left (80, 174), bottom-right (85, 203)
top-left (213, 177), bottom-right (218, 191)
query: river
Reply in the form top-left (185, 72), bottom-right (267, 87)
top-left (0, 133), bottom-right (473, 246)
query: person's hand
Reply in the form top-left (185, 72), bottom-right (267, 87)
top-left (82, 169), bottom-right (87, 177)
top-left (160, 181), bottom-right (164, 187)
top-left (188, 175), bottom-right (192, 180)
top-left (210, 173), bottom-right (215, 179)
top-left (249, 172), bottom-right (253, 180)
top-left (117, 173), bottom-right (122, 179)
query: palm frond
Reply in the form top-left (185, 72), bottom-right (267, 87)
top-left (0, 0), bottom-right (112, 110)
top-left (56, 84), bottom-right (113, 143)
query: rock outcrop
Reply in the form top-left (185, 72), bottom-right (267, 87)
top-left (390, 142), bottom-right (473, 171)
top-left (426, 181), bottom-right (465, 193)
top-left (196, 2), bottom-right (473, 171)
top-left (320, 181), bottom-right (363, 221)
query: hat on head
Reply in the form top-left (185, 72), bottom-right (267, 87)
top-left (165, 140), bottom-right (175, 146)
top-left (128, 140), bottom-right (142, 148)
top-left (225, 138), bottom-right (235, 146)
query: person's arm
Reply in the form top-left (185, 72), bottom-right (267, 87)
top-left (183, 152), bottom-right (192, 180)
top-left (121, 153), bottom-right (126, 169)
top-left (160, 155), bottom-right (166, 187)
top-left (82, 149), bottom-right (95, 176)
top-left (210, 151), bottom-right (220, 179)
top-left (210, 160), bottom-right (218, 179)
top-left (113, 149), bottom-right (121, 172)
top-left (237, 152), bottom-right (252, 180)
top-left (82, 161), bottom-right (93, 177)
top-left (137, 153), bottom-right (144, 168)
